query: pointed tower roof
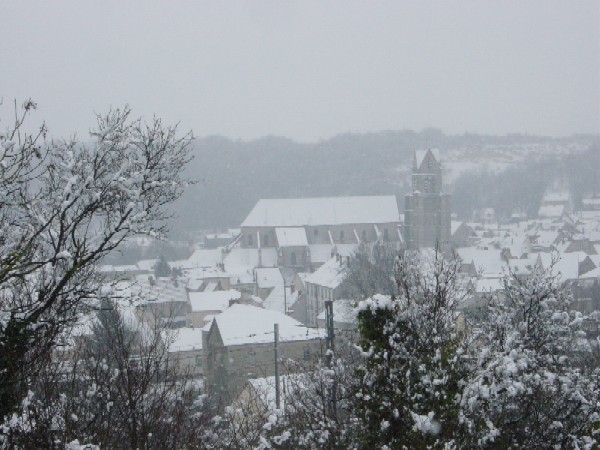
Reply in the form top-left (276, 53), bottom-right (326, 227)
top-left (414, 148), bottom-right (441, 170)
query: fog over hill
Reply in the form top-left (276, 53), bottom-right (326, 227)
top-left (169, 129), bottom-right (598, 235)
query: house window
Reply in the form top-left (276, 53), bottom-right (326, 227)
top-left (340, 230), bottom-right (345, 241)
top-left (361, 230), bottom-right (367, 242)
top-left (314, 229), bottom-right (318, 236)
top-left (263, 234), bottom-right (269, 246)
top-left (383, 228), bottom-right (389, 241)
top-left (291, 252), bottom-right (297, 266)
top-left (247, 234), bottom-right (253, 246)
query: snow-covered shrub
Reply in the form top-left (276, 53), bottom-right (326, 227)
top-left (461, 265), bottom-right (600, 448)
top-left (354, 250), bottom-right (471, 449)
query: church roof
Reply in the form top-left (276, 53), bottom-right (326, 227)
top-left (415, 148), bottom-right (441, 169)
top-left (241, 196), bottom-right (399, 227)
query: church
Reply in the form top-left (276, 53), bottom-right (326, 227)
top-left (239, 196), bottom-right (402, 270)
top-left (404, 149), bottom-right (451, 249)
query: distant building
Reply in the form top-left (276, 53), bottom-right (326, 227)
top-left (538, 191), bottom-right (571, 219)
top-left (239, 196), bottom-right (402, 270)
top-left (404, 149), bottom-right (451, 249)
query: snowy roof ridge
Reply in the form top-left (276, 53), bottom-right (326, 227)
top-left (241, 196), bottom-right (399, 227)
top-left (212, 304), bottom-right (322, 346)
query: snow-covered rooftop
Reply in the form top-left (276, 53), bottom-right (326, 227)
top-left (275, 227), bottom-right (308, 247)
top-left (456, 247), bottom-right (506, 277)
top-left (174, 248), bottom-right (223, 269)
top-left (211, 304), bottom-right (322, 346)
top-left (241, 196), bottom-right (399, 227)
top-left (536, 252), bottom-right (585, 281)
top-left (223, 247), bottom-right (278, 283)
top-left (255, 267), bottom-right (283, 289)
top-left (308, 243), bottom-right (358, 264)
top-left (538, 204), bottom-right (566, 218)
top-left (304, 257), bottom-right (346, 289)
top-left (163, 327), bottom-right (204, 352)
top-left (542, 192), bottom-right (570, 203)
top-left (134, 276), bottom-right (189, 304)
top-left (189, 289), bottom-right (241, 313)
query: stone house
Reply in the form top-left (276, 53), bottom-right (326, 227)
top-left (304, 255), bottom-right (347, 326)
top-left (203, 304), bottom-right (323, 404)
top-left (162, 327), bottom-right (204, 378)
top-left (187, 289), bottom-right (241, 328)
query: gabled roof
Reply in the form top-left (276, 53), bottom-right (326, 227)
top-left (189, 290), bottom-right (241, 313)
top-left (211, 304), bottom-right (322, 346)
top-left (304, 256), bottom-right (347, 289)
top-left (275, 227), bottom-right (308, 247)
top-left (163, 328), bottom-right (204, 352)
top-left (241, 196), bottom-right (399, 227)
top-left (255, 267), bottom-right (283, 289)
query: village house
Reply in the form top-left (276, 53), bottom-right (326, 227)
top-left (202, 304), bottom-right (323, 403)
top-left (187, 289), bottom-right (242, 328)
top-left (161, 327), bottom-right (205, 378)
top-left (304, 255), bottom-right (348, 326)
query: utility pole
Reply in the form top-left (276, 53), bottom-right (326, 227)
top-left (274, 323), bottom-right (281, 410)
top-left (324, 300), bottom-right (337, 417)
top-left (325, 300), bottom-right (334, 352)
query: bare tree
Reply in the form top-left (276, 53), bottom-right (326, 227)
top-left (340, 241), bottom-right (401, 300)
top-left (0, 101), bottom-right (192, 420)
top-left (2, 298), bottom-right (210, 449)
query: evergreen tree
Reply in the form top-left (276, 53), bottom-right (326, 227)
top-left (153, 255), bottom-right (171, 278)
top-left (354, 250), bottom-right (471, 448)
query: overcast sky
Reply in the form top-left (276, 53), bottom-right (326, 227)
top-left (1, 1), bottom-right (598, 141)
